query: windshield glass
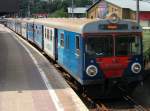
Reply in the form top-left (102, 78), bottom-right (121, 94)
top-left (115, 36), bottom-right (141, 56)
top-left (86, 36), bottom-right (113, 57)
top-left (86, 35), bottom-right (142, 57)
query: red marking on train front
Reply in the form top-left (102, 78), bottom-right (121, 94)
top-left (96, 56), bottom-right (130, 78)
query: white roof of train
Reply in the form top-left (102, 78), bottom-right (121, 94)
top-left (6, 18), bottom-right (34, 23)
top-left (34, 18), bottom-right (98, 33)
top-left (6, 18), bottom-right (141, 33)
top-left (34, 18), bottom-right (141, 33)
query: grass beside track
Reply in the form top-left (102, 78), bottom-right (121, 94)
top-left (143, 31), bottom-right (150, 52)
top-left (143, 31), bottom-right (150, 65)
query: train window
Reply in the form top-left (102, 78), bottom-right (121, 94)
top-left (60, 33), bottom-right (64, 48)
top-left (86, 36), bottom-right (113, 57)
top-left (45, 28), bottom-right (46, 38)
top-left (76, 35), bottom-right (80, 55)
top-left (50, 30), bottom-right (53, 41)
top-left (47, 29), bottom-right (49, 40)
top-left (115, 36), bottom-right (141, 56)
top-left (66, 33), bottom-right (69, 49)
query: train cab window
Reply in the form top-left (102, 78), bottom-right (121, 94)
top-left (75, 35), bottom-right (80, 55)
top-left (86, 36), bottom-right (113, 57)
top-left (60, 33), bottom-right (64, 48)
top-left (115, 36), bottom-right (141, 56)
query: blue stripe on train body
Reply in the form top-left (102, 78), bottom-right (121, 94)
top-left (27, 23), bottom-right (34, 42)
top-left (34, 24), bottom-right (43, 49)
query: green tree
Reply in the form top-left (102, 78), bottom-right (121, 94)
top-left (49, 8), bottom-right (68, 17)
top-left (19, 0), bottom-right (92, 17)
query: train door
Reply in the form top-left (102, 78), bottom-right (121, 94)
top-left (34, 24), bottom-right (43, 49)
top-left (58, 30), bottom-right (65, 65)
top-left (54, 29), bottom-right (58, 60)
top-left (26, 24), bottom-right (28, 40)
top-left (75, 34), bottom-right (82, 76)
top-left (64, 31), bottom-right (70, 69)
top-left (44, 26), bottom-right (55, 59)
top-left (19, 22), bottom-right (22, 35)
top-left (27, 23), bottom-right (34, 42)
top-left (67, 33), bottom-right (82, 79)
top-left (22, 22), bottom-right (27, 39)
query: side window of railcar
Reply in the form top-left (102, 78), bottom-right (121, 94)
top-left (75, 35), bottom-right (80, 55)
top-left (50, 30), bottom-right (53, 41)
top-left (24, 24), bottom-right (26, 29)
top-left (66, 33), bottom-right (69, 49)
top-left (45, 28), bottom-right (46, 38)
top-left (60, 33), bottom-right (64, 48)
top-left (47, 29), bottom-right (49, 40)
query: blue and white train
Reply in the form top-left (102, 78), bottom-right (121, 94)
top-left (6, 16), bottom-right (144, 97)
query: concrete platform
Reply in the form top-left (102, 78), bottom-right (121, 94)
top-left (0, 24), bottom-right (88, 111)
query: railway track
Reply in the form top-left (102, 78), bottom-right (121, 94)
top-left (75, 85), bottom-right (147, 111)
top-left (123, 95), bottom-right (146, 111)
top-left (91, 93), bottom-right (147, 111)
top-left (106, 86), bottom-right (147, 111)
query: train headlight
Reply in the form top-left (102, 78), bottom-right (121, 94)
top-left (131, 63), bottom-right (141, 74)
top-left (86, 65), bottom-right (98, 77)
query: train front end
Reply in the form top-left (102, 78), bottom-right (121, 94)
top-left (82, 15), bottom-right (143, 97)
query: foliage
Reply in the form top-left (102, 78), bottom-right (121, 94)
top-left (143, 32), bottom-right (150, 58)
top-left (19, 0), bottom-right (92, 17)
top-left (49, 8), bottom-right (68, 17)
top-left (143, 32), bottom-right (150, 52)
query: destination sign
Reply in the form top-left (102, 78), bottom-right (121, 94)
top-left (99, 24), bottom-right (128, 30)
